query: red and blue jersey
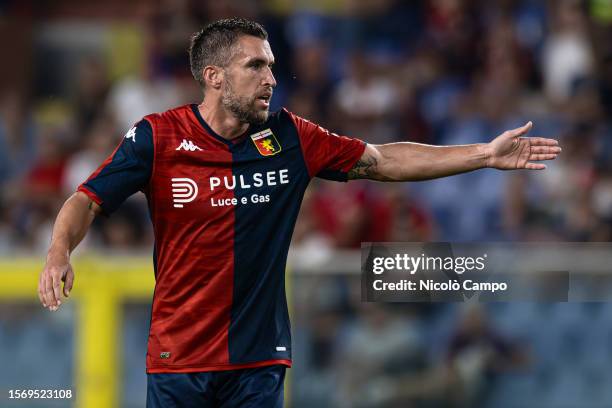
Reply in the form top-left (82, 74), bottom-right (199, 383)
top-left (78, 104), bottom-right (365, 373)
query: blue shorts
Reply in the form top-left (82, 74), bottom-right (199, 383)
top-left (146, 365), bottom-right (286, 408)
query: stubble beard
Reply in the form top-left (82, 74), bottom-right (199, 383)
top-left (221, 77), bottom-right (269, 125)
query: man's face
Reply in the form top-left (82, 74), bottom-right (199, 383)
top-left (221, 36), bottom-right (276, 125)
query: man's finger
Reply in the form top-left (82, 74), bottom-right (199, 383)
top-left (38, 288), bottom-right (44, 307)
top-left (528, 137), bottom-right (559, 146)
top-left (52, 271), bottom-right (62, 308)
top-left (46, 274), bottom-right (55, 309)
top-left (530, 145), bottom-right (562, 154)
top-left (529, 154), bottom-right (558, 161)
top-left (525, 162), bottom-right (546, 170)
top-left (44, 270), bottom-right (58, 309)
top-left (63, 270), bottom-right (74, 298)
top-left (38, 275), bottom-right (46, 307)
top-left (509, 121), bottom-right (532, 137)
top-left (38, 271), bottom-right (45, 307)
top-left (41, 271), bottom-right (51, 308)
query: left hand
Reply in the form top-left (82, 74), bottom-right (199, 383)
top-left (485, 122), bottom-right (561, 170)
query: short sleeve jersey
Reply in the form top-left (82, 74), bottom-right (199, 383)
top-left (78, 104), bottom-right (365, 373)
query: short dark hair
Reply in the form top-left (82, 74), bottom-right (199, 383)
top-left (188, 18), bottom-right (268, 88)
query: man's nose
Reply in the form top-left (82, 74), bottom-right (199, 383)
top-left (263, 67), bottom-right (276, 88)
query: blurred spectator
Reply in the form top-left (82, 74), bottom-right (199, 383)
top-left (446, 305), bottom-right (529, 407)
top-left (543, 0), bottom-right (595, 103)
top-left (0, 89), bottom-right (37, 186)
top-left (13, 125), bottom-right (70, 250)
top-left (382, 184), bottom-right (435, 242)
top-left (309, 181), bottom-right (396, 248)
top-left (106, 70), bottom-right (183, 131)
top-left (62, 115), bottom-right (118, 194)
top-left (332, 52), bottom-right (401, 144)
top-left (72, 56), bottom-right (111, 135)
top-left (334, 303), bottom-right (455, 408)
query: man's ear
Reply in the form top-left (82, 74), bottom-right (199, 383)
top-left (203, 66), bottom-right (223, 90)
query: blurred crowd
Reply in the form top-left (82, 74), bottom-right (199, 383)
top-left (290, 272), bottom-right (612, 408)
top-left (291, 277), bottom-right (531, 408)
top-left (1, 0), bottom-right (611, 252)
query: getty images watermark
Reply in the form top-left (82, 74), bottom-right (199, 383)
top-left (361, 243), bottom-right (612, 302)
top-left (370, 252), bottom-right (507, 293)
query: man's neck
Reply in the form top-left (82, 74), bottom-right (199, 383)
top-left (197, 101), bottom-right (249, 141)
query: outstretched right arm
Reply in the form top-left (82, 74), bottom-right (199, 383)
top-left (39, 192), bottom-right (101, 311)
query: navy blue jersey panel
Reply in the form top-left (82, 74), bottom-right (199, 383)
top-left (83, 120), bottom-right (154, 214)
top-left (229, 110), bottom-right (310, 364)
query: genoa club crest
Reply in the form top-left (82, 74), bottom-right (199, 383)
top-left (250, 129), bottom-right (281, 156)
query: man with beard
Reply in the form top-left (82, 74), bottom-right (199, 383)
top-left (38, 18), bottom-right (560, 407)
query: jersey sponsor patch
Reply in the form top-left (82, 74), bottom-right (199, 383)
top-left (250, 129), bottom-right (281, 156)
top-left (171, 178), bottom-right (198, 208)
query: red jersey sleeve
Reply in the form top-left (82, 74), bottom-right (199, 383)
top-left (286, 109), bottom-right (366, 181)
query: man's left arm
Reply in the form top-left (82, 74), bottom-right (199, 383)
top-left (348, 122), bottom-right (561, 181)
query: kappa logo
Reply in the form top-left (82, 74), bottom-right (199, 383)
top-left (176, 139), bottom-right (203, 152)
top-left (250, 129), bottom-right (281, 156)
top-left (171, 178), bottom-right (198, 208)
top-left (124, 127), bottom-right (137, 143)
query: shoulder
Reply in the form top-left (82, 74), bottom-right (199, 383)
top-left (132, 118), bottom-right (152, 133)
top-left (143, 104), bottom-right (194, 127)
top-left (263, 108), bottom-right (322, 135)
top-left (119, 119), bottom-right (153, 160)
top-left (264, 107), bottom-right (317, 126)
